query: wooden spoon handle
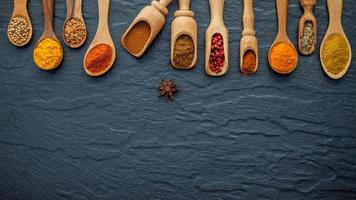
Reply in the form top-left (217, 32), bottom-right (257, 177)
top-left (209, 0), bottom-right (225, 24)
top-left (243, 0), bottom-right (255, 36)
top-left (13, 0), bottom-right (28, 13)
top-left (276, 0), bottom-right (288, 37)
top-left (327, 0), bottom-right (342, 29)
top-left (42, 0), bottom-right (54, 32)
top-left (98, 0), bottom-right (110, 31)
top-left (178, 0), bottom-right (191, 10)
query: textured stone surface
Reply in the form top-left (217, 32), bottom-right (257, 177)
top-left (0, 0), bottom-right (356, 199)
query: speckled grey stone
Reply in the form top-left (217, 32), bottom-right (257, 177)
top-left (0, 0), bottom-right (355, 199)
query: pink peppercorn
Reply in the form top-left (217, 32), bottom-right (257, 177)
top-left (209, 33), bottom-right (225, 74)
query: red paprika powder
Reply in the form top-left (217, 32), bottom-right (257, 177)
top-left (209, 33), bottom-right (225, 74)
top-left (85, 44), bottom-right (113, 74)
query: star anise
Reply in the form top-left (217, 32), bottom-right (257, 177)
top-left (158, 79), bottom-right (177, 100)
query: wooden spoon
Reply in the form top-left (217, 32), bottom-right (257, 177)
top-left (62, 0), bottom-right (87, 48)
top-left (34, 0), bottom-right (63, 70)
top-left (205, 0), bottom-right (229, 77)
top-left (240, 0), bottom-right (258, 74)
top-left (171, 0), bottom-right (197, 70)
top-left (121, 0), bottom-right (173, 58)
top-left (268, 0), bottom-right (298, 74)
top-left (7, 0), bottom-right (33, 47)
top-left (320, 0), bottom-right (351, 79)
top-left (83, 0), bottom-right (116, 77)
top-left (298, 0), bottom-right (317, 55)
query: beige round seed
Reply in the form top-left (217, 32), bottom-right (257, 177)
top-left (8, 16), bottom-right (30, 46)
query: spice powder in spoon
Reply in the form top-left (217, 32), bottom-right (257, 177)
top-left (85, 44), bottom-right (113, 74)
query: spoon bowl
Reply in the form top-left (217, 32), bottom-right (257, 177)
top-left (7, 0), bottom-right (33, 47)
top-left (240, 0), bottom-right (258, 74)
top-left (83, 0), bottom-right (116, 77)
top-left (62, 0), bottom-right (87, 48)
top-left (268, 0), bottom-right (298, 74)
top-left (34, 0), bottom-right (63, 70)
top-left (298, 0), bottom-right (317, 55)
top-left (205, 0), bottom-right (229, 77)
top-left (240, 36), bottom-right (258, 73)
top-left (320, 0), bottom-right (352, 79)
top-left (121, 0), bottom-right (173, 58)
top-left (171, 0), bottom-right (197, 70)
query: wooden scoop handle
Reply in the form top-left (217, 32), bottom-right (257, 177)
top-left (158, 0), bottom-right (173, 7)
top-left (178, 0), bottom-right (191, 10)
top-left (42, 0), bottom-right (54, 32)
top-left (243, 0), bottom-right (255, 36)
top-left (276, 0), bottom-right (288, 38)
top-left (98, 0), bottom-right (110, 31)
top-left (327, 0), bottom-right (342, 30)
top-left (209, 0), bottom-right (225, 24)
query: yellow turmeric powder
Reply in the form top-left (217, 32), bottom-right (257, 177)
top-left (269, 42), bottom-right (297, 73)
top-left (321, 34), bottom-right (350, 75)
top-left (33, 38), bottom-right (63, 70)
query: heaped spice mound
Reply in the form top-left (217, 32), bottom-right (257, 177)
top-left (209, 33), bottom-right (225, 74)
top-left (85, 44), bottom-right (113, 74)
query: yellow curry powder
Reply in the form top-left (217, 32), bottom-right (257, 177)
top-left (33, 38), bottom-right (62, 70)
top-left (321, 34), bottom-right (350, 75)
top-left (270, 42), bottom-right (297, 73)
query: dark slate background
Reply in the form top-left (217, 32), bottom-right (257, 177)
top-left (0, 0), bottom-right (355, 199)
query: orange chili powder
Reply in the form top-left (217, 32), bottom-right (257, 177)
top-left (242, 50), bottom-right (256, 73)
top-left (269, 42), bottom-right (297, 73)
top-left (85, 44), bottom-right (112, 73)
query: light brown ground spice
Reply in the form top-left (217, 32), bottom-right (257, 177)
top-left (173, 34), bottom-right (194, 69)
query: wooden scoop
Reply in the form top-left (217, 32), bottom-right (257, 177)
top-left (268, 0), bottom-right (298, 74)
top-left (62, 0), bottom-right (87, 48)
top-left (7, 0), bottom-right (33, 47)
top-left (240, 0), bottom-right (258, 74)
top-left (34, 0), bottom-right (63, 70)
top-left (205, 0), bottom-right (229, 76)
top-left (171, 0), bottom-right (197, 70)
top-left (83, 0), bottom-right (116, 77)
top-left (298, 0), bottom-right (317, 55)
top-left (121, 0), bottom-right (173, 57)
top-left (320, 0), bottom-right (351, 79)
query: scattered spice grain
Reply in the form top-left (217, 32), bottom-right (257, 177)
top-left (270, 42), bottom-right (297, 73)
top-left (8, 16), bottom-right (31, 46)
top-left (300, 21), bottom-right (315, 54)
top-left (33, 38), bottom-right (62, 70)
top-left (242, 50), bottom-right (256, 73)
top-left (123, 21), bottom-right (151, 55)
top-left (321, 34), bottom-right (350, 75)
top-left (63, 18), bottom-right (86, 47)
top-left (85, 44), bottom-right (113, 74)
top-left (173, 34), bottom-right (195, 69)
top-left (209, 33), bottom-right (225, 74)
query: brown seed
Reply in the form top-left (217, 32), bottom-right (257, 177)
top-left (63, 18), bottom-right (86, 47)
